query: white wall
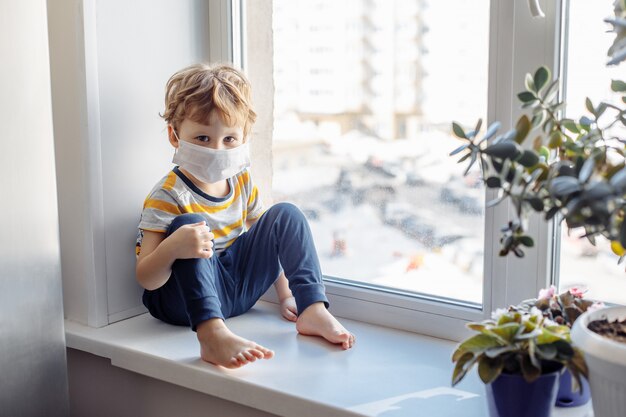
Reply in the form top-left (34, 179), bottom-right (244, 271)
top-left (0, 0), bottom-right (69, 414)
top-left (68, 349), bottom-right (277, 417)
top-left (49, 0), bottom-right (216, 325)
top-left (95, 0), bottom-right (215, 322)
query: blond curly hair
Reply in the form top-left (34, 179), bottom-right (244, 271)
top-left (161, 63), bottom-right (257, 137)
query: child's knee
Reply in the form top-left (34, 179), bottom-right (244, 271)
top-left (268, 202), bottom-right (304, 222)
top-left (167, 213), bottom-right (206, 235)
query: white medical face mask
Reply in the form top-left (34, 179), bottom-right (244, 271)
top-left (172, 132), bottom-right (250, 184)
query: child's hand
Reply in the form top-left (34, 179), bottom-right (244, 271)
top-left (279, 296), bottom-right (298, 322)
top-left (169, 221), bottom-right (214, 259)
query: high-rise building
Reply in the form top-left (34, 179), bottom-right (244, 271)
top-left (273, 0), bottom-right (426, 141)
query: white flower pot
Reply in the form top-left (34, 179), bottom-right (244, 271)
top-left (571, 306), bottom-right (626, 417)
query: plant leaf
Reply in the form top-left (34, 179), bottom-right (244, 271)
top-left (518, 91), bottom-right (537, 103)
top-left (525, 73), bottom-right (536, 93)
top-left (562, 119), bottom-right (579, 133)
top-left (483, 121), bottom-right (502, 142)
top-left (570, 348), bottom-right (589, 380)
top-left (514, 115), bottom-right (531, 144)
top-left (579, 116), bottom-right (593, 127)
top-left (531, 112), bottom-right (545, 129)
top-left (536, 343), bottom-right (558, 359)
top-left (478, 356), bottom-right (504, 384)
top-left (452, 122), bottom-right (466, 139)
top-left (521, 354), bottom-right (542, 383)
top-left (611, 79), bottom-right (626, 92)
top-left (609, 167), bottom-right (626, 190)
top-left (578, 157), bottom-right (595, 183)
top-left (542, 79), bottom-right (559, 102)
top-left (516, 150), bottom-right (540, 167)
top-left (534, 66), bottom-right (550, 92)
top-left (452, 352), bottom-right (475, 386)
top-left (585, 98), bottom-right (595, 116)
top-left (490, 322), bottom-right (520, 342)
top-left (483, 142), bottom-right (523, 160)
top-left (474, 118), bottom-right (483, 134)
top-left (549, 177), bottom-right (582, 198)
top-left (486, 177), bottom-right (502, 188)
top-left (546, 206), bottom-right (561, 220)
top-left (537, 328), bottom-right (567, 344)
top-left (450, 143), bottom-right (469, 156)
top-left (452, 334), bottom-right (502, 362)
top-left (519, 235), bottom-right (535, 247)
top-left (464, 152), bottom-right (478, 176)
top-left (485, 345), bottom-right (517, 358)
top-left (457, 153), bottom-right (472, 164)
top-left (620, 218), bottom-right (626, 249)
top-left (466, 322), bottom-right (487, 332)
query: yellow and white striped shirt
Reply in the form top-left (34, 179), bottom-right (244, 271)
top-left (136, 167), bottom-right (264, 255)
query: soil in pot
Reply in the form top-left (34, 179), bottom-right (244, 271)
top-left (587, 318), bottom-right (626, 343)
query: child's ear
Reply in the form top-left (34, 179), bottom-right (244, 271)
top-left (167, 125), bottom-right (179, 148)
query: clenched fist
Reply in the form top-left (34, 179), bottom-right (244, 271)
top-left (169, 221), bottom-right (215, 259)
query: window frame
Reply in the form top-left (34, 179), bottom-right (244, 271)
top-left (256, 0), bottom-right (565, 340)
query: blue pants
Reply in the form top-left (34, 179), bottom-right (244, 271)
top-left (142, 202), bottom-right (329, 331)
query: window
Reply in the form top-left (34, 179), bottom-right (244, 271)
top-left (272, 0), bottom-right (488, 305)
top-left (51, 0), bottom-right (568, 336)
top-left (557, 0), bottom-right (626, 306)
top-left (265, 0), bottom-right (563, 338)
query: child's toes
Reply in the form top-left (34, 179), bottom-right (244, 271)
top-left (228, 357), bottom-right (242, 368)
top-left (260, 347), bottom-right (274, 359)
top-left (236, 353), bottom-right (249, 365)
top-left (250, 348), bottom-right (265, 359)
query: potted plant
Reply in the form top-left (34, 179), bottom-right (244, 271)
top-left (451, 308), bottom-right (588, 417)
top-left (518, 286), bottom-right (604, 407)
top-left (449, 2), bottom-right (626, 416)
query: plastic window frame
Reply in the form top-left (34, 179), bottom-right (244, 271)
top-left (232, 0), bottom-right (564, 340)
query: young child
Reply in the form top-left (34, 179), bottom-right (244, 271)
top-left (136, 63), bottom-right (355, 369)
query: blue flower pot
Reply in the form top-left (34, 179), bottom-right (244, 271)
top-left (485, 369), bottom-right (561, 417)
top-left (556, 369), bottom-right (591, 407)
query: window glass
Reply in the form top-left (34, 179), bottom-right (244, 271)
top-left (272, 0), bottom-right (489, 304)
top-left (558, 0), bottom-right (626, 305)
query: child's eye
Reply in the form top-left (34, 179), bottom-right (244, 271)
top-left (224, 136), bottom-right (237, 143)
top-left (195, 136), bottom-right (210, 143)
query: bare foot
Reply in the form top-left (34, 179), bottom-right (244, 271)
top-left (197, 319), bottom-right (274, 368)
top-left (296, 302), bottom-right (355, 350)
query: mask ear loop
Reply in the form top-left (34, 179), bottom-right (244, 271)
top-left (170, 125), bottom-right (180, 155)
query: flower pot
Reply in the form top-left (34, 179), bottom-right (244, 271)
top-left (555, 368), bottom-right (591, 407)
top-left (571, 306), bottom-right (626, 417)
top-left (485, 368), bottom-right (561, 417)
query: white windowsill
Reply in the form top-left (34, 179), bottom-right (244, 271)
top-left (65, 301), bottom-right (593, 417)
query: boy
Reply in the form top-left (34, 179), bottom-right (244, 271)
top-left (136, 63), bottom-right (355, 369)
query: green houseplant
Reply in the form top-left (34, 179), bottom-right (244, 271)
top-left (518, 286), bottom-right (603, 407)
top-left (450, 2), bottom-right (626, 416)
top-left (449, 2), bottom-right (626, 259)
top-left (451, 308), bottom-right (587, 417)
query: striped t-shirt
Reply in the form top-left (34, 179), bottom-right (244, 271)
top-left (136, 166), bottom-right (264, 255)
